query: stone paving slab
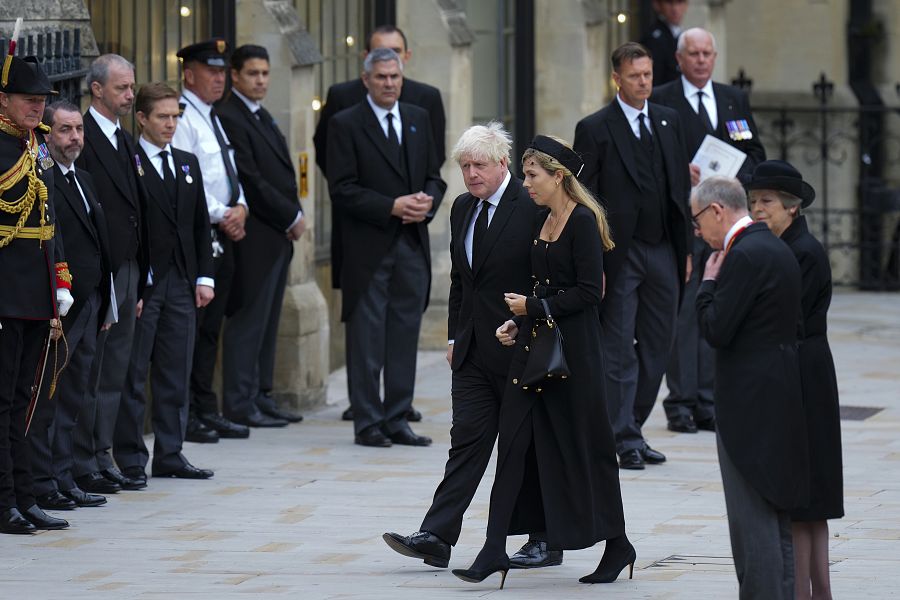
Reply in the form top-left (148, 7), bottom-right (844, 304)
top-left (1, 292), bottom-right (899, 599)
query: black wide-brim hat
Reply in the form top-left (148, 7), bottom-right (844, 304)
top-left (176, 39), bottom-right (230, 67)
top-left (1, 55), bottom-right (57, 96)
top-left (745, 159), bottom-right (815, 208)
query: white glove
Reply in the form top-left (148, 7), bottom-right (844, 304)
top-left (57, 288), bottom-right (74, 317)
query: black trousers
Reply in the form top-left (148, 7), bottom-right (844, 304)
top-left (190, 236), bottom-right (234, 417)
top-left (0, 317), bottom-right (45, 511)
top-left (420, 343), bottom-right (504, 546)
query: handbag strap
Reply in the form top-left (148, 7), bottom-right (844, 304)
top-left (539, 298), bottom-right (564, 341)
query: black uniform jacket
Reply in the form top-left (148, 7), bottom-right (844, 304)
top-left (326, 100), bottom-right (446, 322)
top-left (573, 99), bottom-right (691, 294)
top-left (215, 92), bottom-right (303, 314)
top-left (135, 144), bottom-right (214, 300)
top-left (51, 165), bottom-right (112, 327)
top-left (696, 222), bottom-right (810, 511)
top-left (448, 175), bottom-right (538, 375)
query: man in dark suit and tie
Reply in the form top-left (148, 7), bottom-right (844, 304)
top-left (215, 44), bottom-right (305, 425)
top-left (651, 27), bottom-right (766, 434)
top-left (314, 25), bottom-right (445, 424)
top-left (30, 101), bottom-right (113, 512)
top-left (327, 48), bottom-right (446, 447)
top-left (114, 82), bottom-right (216, 480)
top-left (693, 176), bottom-right (809, 599)
top-left (384, 123), bottom-right (558, 569)
top-left (74, 54), bottom-right (150, 493)
top-left (639, 0), bottom-right (689, 86)
top-left (573, 42), bottom-right (691, 470)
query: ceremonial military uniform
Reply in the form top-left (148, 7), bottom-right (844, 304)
top-left (0, 50), bottom-right (70, 533)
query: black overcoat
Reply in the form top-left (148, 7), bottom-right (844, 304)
top-left (497, 205), bottom-right (625, 549)
top-left (696, 222), bottom-right (810, 510)
top-left (781, 216), bottom-right (844, 521)
top-left (447, 176), bottom-right (538, 375)
top-left (215, 92), bottom-right (303, 315)
top-left (326, 100), bottom-right (446, 322)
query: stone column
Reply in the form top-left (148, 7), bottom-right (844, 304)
top-left (235, 0), bottom-right (329, 410)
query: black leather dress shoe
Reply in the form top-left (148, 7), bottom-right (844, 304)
top-left (354, 427), bottom-right (392, 447)
top-left (101, 467), bottom-right (146, 490)
top-left (405, 408), bottom-right (422, 422)
top-left (667, 415), bottom-right (698, 433)
top-left (76, 472), bottom-right (121, 494)
top-left (0, 508), bottom-right (36, 534)
top-left (36, 490), bottom-right (77, 511)
top-left (231, 411), bottom-right (288, 428)
top-left (509, 540), bottom-right (564, 569)
top-left (21, 505), bottom-right (69, 530)
top-left (185, 417), bottom-right (220, 443)
top-left (152, 462), bottom-right (214, 480)
top-left (61, 487), bottom-right (107, 507)
top-left (260, 405), bottom-right (304, 424)
top-left (121, 466), bottom-right (148, 487)
top-left (619, 449), bottom-right (645, 470)
top-left (641, 444), bottom-right (667, 464)
top-left (387, 428), bottom-right (432, 447)
top-left (341, 407), bottom-right (354, 421)
top-left (695, 416), bottom-right (716, 431)
top-left (200, 412), bottom-right (250, 438)
top-left (383, 531), bottom-right (451, 568)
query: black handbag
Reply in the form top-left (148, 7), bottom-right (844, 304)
top-left (519, 298), bottom-right (570, 390)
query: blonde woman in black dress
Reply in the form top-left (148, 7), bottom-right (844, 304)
top-left (452, 136), bottom-right (634, 588)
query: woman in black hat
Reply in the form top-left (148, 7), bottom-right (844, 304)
top-left (747, 159), bottom-right (844, 600)
top-left (452, 136), bottom-right (634, 588)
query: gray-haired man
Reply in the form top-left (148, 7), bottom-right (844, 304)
top-left (326, 48), bottom-right (446, 447)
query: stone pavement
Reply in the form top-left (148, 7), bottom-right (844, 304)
top-left (2, 291), bottom-right (899, 599)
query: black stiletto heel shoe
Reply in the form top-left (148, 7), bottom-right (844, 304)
top-left (452, 555), bottom-right (511, 589)
top-left (578, 537), bottom-right (636, 584)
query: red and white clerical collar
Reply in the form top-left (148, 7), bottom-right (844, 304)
top-left (724, 215), bottom-right (754, 254)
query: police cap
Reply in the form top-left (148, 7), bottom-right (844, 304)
top-left (176, 38), bottom-right (230, 68)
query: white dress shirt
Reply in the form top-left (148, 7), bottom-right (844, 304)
top-left (139, 135), bottom-right (215, 290)
top-left (681, 76), bottom-right (718, 130)
top-left (57, 162), bottom-right (90, 215)
top-left (171, 88), bottom-right (247, 224)
top-left (616, 94), bottom-right (652, 139)
top-left (366, 95), bottom-right (402, 144)
top-left (230, 88), bottom-right (303, 230)
top-left (464, 170), bottom-right (511, 267)
top-left (88, 105), bottom-right (120, 150)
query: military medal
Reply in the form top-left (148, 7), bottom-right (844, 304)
top-left (37, 143), bottom-right (54, 170)
top-left (135, 154), bottom-right (144, 176)
top-left (182, 164), bottom-right (193, 184)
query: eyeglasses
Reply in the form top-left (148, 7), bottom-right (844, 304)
top-left (691, 204), bottom-right (713, 229)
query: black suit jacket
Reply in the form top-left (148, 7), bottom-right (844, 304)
top-left (77, 111), bottom-right (150, 294)
top-left (314, 77), bottom-right (446, 176)
top-left (51, 165), bottom-right (112, 326)
top-left (573, 99), bottom-right (691, 293)
top-left (135, 144), bottom-right (214, 300)
top-left (640, 16), bottom-right (680, 85)
top-left (651, 78), bottom-right (766, 177)
top-left (215, 92), bottom-right (303, 314)
top-left (448, 176), bottom-right (538, 375)
top-left (327, 100), bottom-right (447, 321)
top-left (696, 222), bottom-right (809, 510)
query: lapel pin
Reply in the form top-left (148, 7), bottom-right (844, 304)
top-left (410, 125), bottom-right (417, 133)
top-left (661, 120), bottom-right (668, 126)
top-left (182, 163), bottom-right (193, 184)
top-left (135, 154), bottom-right (144, 177)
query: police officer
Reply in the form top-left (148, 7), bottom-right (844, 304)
top-left (0, 44), bottom-right (71, 533)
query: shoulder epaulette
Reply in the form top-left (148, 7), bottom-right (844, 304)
top-left (37, 122), bottom-right (51, 133)
top-left (178, 102), bottom-right (186, 118)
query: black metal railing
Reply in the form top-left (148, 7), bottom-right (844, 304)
top-left (733, 70), bottom-right (900, 290)
top-left (1, 28), bottom-right (89, 104)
